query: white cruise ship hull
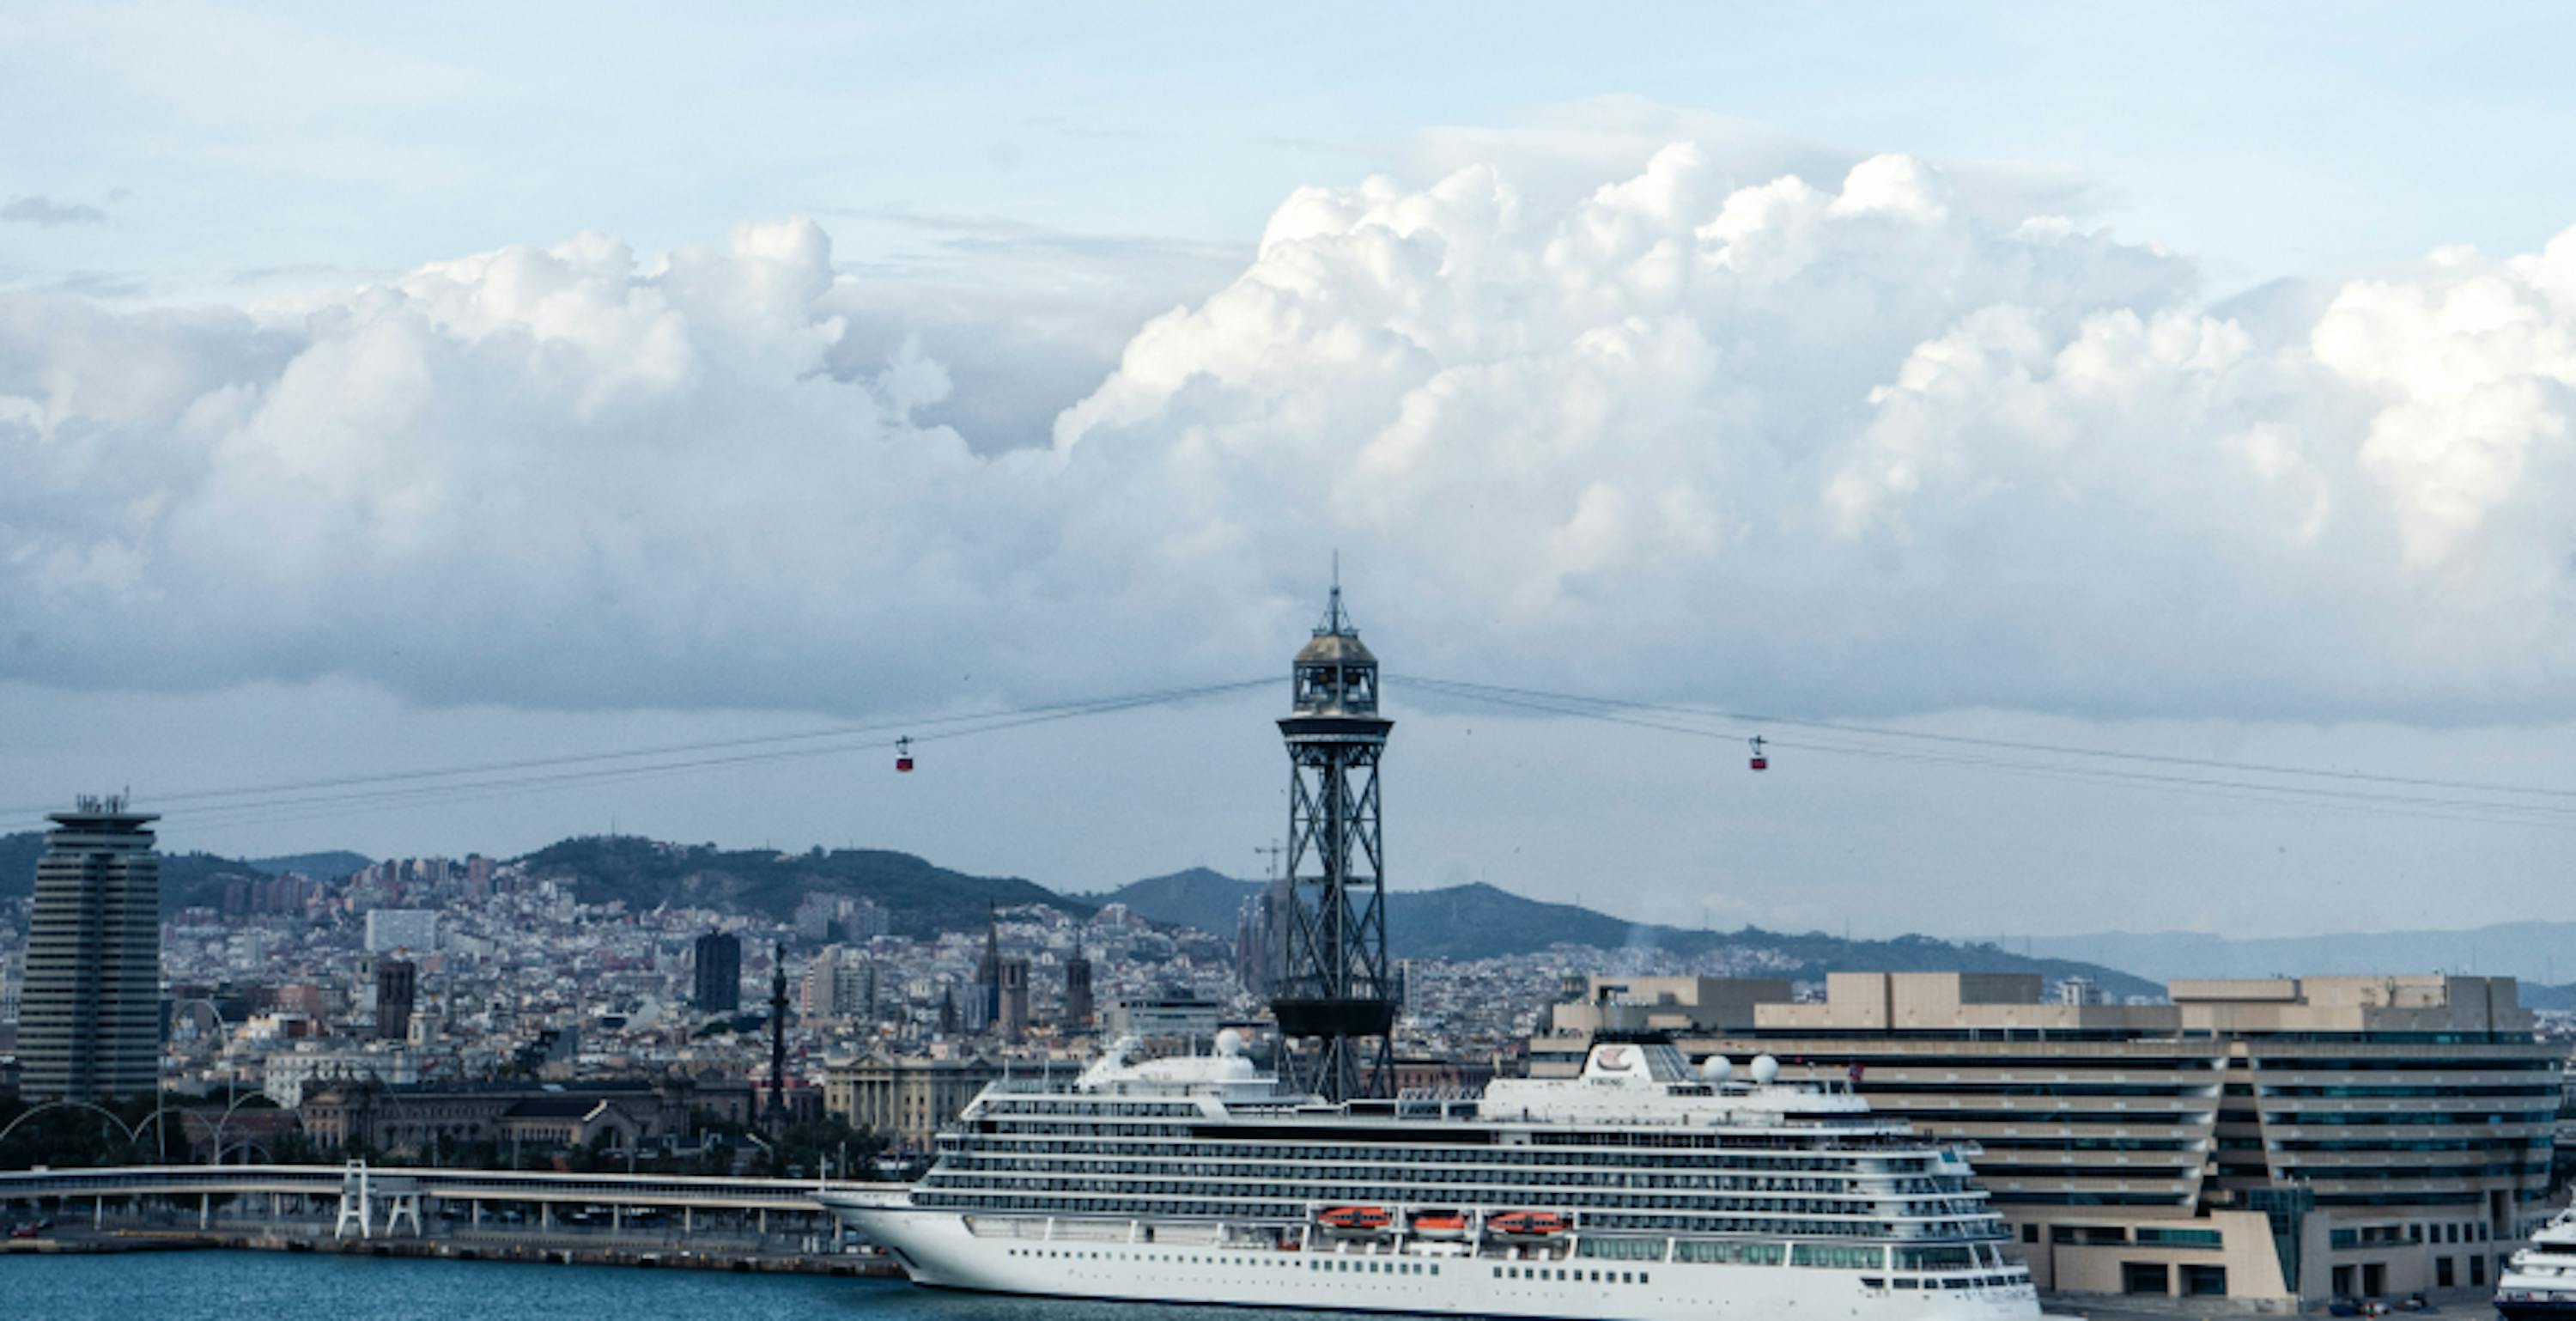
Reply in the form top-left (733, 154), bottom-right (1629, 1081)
top-left (824, 1195), bottom-right (2040, 1321)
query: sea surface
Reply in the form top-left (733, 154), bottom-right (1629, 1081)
top-left (6, 1251), bottom-right (1372, 1321)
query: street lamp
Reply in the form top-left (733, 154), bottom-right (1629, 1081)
top-left (204, 1088), bottom-right (276, 1167)
top-left (0, 1100), bottom-right (141, 1154)
top-left (157, 995), bottom-right (234, 1162)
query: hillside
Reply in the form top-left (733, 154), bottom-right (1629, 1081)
top-left (1110, 867), bottom-right (1260, 936)
top-left (2520, 982), bottom-right (2576, 1012)
top-left (514, 836), bottom-right (1089, 937)
top-left (246, 850), bottom-right (374, 879)
top-left (0, 831), bottom-right (282, 915)
top-left (1097, 871), bottom-right (2163, 998)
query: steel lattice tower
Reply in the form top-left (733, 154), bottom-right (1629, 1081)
top-left (1270, 576), bottom-right (1395, 1102)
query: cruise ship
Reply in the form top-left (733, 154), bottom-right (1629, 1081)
top-left (2498, 1210), bottom-right (2576, 1320)
top-left (819, 1032), bottom-right (2041, 1321)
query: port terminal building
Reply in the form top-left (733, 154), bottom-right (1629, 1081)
top-left (1531, 971), bottom-right (2561, 1308)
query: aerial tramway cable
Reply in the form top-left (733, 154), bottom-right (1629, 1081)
top-left (1392, 673), bottom-right (2576, 832)
top-left (8, 677), bottom-right (1275, 832)
top-left (25, 664), bottom-right (2576, 838)
top-left (1395, 673), bottom-right (2576, 801)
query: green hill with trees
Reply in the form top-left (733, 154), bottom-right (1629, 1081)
top-left (513, 835), bottom-right (1087, 937)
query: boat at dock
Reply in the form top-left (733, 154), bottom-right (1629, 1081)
top-left (818, 1032), bottom-right (2039, 1320)
top-left (2499, 1209), bottom-right (2576, 1320)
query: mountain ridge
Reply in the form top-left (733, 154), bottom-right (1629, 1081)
top-left (1095, 869), bottom-right (2166, 998)
top-left (15, 829), bottom-right (2553, 1009)
top-left (513, 835), bottom-right (1088, 938)
top-left (0, 831), bottom-right (282, 915)
top-left (246, 849), bottom-right (374, 879)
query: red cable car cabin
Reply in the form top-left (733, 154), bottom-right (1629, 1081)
top-left (1748, 735), bottom-right (1768, 771)
top-left (896, 737), bottom-right (915, 772)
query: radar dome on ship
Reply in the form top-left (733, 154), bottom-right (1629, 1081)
top-left (1214, 1028), bottom-right (1246, 1057)
top-left (1698, 1056), bottom-right (1733, 1084)
top-left (1750, 1054), bottom-right (1780, 1085)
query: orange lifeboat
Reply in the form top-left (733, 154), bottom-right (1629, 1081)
top-left (1486, 1211), bottom-right (1570, 1238)
top-left (1411, 1211), bottom-right (1468, 1239)
top-left (1316, 1206), bottom-right (1394, 1233)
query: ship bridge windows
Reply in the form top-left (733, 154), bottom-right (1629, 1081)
top-left (1674, 1240), bottom-right (1783, 1265)
top-left (1577, 1237), bottom-right (1668, 1261)
top-left (1792, 1245), bottom-right (1887, 1269)
top-left (1895, 1245), bottom-right (1978, 1272)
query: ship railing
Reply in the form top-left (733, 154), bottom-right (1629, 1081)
top-left (1049, 1219), bottom-right (1136, 1242)
top-left (963, 1214), bottom-right (1054, 1239)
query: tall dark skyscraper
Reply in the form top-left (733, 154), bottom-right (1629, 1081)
top-left (694, 930), bottom-right (742, 1014)
top-left (20, 796), bottom-right (161, 1102)
top-left (1064, 940), bottom-right (1094, 1030)
top-left (373, 958), bottom-right (417, 1041)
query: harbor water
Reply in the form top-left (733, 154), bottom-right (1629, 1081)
top-left (5, 1251), bottom-right (1392, 1321)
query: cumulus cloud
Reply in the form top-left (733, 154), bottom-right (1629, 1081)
top-left (9, 144), bottom-right (2576, 721)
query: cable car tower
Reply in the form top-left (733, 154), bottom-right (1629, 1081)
top-left (1271, 570), bottom-right (1396, 1103)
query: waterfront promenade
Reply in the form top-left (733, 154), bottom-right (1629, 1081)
top-left (0, 1162), bottom-right (883, 1269)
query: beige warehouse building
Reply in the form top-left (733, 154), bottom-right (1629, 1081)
top-left (1533, 971), bottom-right (2561, 1307)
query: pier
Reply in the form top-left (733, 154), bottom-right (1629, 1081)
top-left (0, 1162), bottom-right (897, 1275)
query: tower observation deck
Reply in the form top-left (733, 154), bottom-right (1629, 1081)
top-left (1270, 578), bottom-right (1395, 1102)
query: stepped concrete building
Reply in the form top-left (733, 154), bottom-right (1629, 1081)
top-left (1532, 971), bottom-right (2560, 1306)
top-left (18, 797), bottom-right (162, 1102)
top-left (801, 943), bottom-right (876, 1020)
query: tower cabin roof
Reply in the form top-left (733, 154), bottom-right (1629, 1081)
top-left (1293, 630), bottom-right (1376, 667)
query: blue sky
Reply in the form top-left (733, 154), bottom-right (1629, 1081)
top-left (12, 4), bottom-right (2576, 947)
top-left (10, 4), bottom-right (2576, 296)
